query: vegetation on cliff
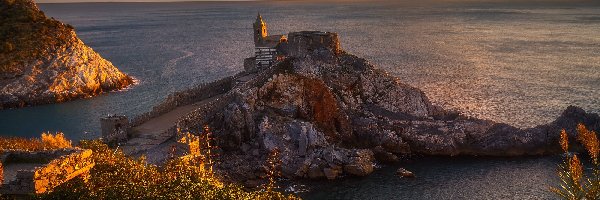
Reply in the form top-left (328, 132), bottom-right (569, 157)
top-left (0, 130), bottom-right (296, 199)
top-left (0, 0), bottom-right (75, 78)
top-left (0, 0), bottom-right (133, 109)
top-left (39, 141), bottom-right (295, 199)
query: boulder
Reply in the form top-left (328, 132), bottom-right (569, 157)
top-left (396, 168), bottom-right (415, 178)
top-left (372, 146), bottom-right (399, 163)
top-left (343, 149), bottom-right (374, 176)
top-left (323, 167), bottom-right (342, 180)
top-left (307, 164), bottom-right (325, 179)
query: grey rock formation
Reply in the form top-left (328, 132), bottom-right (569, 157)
top-left (174, 30), bottom-right (599, 183)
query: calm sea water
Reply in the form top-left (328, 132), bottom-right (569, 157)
top-left (297, 156), bottom-right (561, 200)
top-left (2, 1), bottom-right (599, 198)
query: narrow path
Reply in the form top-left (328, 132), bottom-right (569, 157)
top-left (121, 95), bottom-right (221, 156)
top-left (120, 72), bottom-right (258, 159)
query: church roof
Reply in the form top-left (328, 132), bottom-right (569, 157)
top-left (256, 35), bottom-right (286, 48)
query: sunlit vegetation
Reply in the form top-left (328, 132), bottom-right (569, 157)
top-left (0, 132), bottom-right (72, 152)
top-left (0, 0), bottom-right (76, 77)
top-left (38, 128), bottom-right (299, 199)
top-left (177, 126), bottom-right (217, 179)
top-left (264, 148), bottom-right (283, 194)
top-left (552, 124), bottom-right (600, 200)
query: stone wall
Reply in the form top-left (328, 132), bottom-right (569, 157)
top-left (33, 149), bottom-right (94, 194)
top-left (175, 63), bottom-right (279, 134)
top-left (101, 115), bottom-right (129, 144)
top-left (285, 31), bottom-right (341, 57)
top-left (176, 93), bottom-right (235, 136)
top-left (0, 148), bottom-right (94, 195)
top-left (244, 57), bottom-right (257, 73)
top-left (2, 170), bottom-right (35, 195)
top-left (130, 74), bottom-right (240, 128)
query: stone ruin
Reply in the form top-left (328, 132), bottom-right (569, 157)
top-left (243, 57), bottom-right (258, 73)
top-left (0, 148), bottom-right (94, 195)
top-left (284, 31), bottom-right (341, 58)
top-left (248, 14), bottom-right (342, 71)
top-left (245, 31), bottom-right (341, 73)
top-left (101, 114), bottom-right (129, 145)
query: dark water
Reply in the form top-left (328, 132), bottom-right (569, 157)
top-left (2, 1), bottom-right (599, 198)
top-left (297, 156), bottom-right (561, 200)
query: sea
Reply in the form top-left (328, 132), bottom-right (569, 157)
top-left (2, 0), bottom-right (600, 199)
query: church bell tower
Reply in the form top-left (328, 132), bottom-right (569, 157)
top-left (253, 13), bottom-right (268, 46)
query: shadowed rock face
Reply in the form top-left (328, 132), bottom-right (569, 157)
top-left (399, 106), bottom-right (600, 156)
top-left (0, 0), bottom-right (133, 109)
top-left (176, 31), bottom-right (599, 183)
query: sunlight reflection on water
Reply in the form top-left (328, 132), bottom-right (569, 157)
top-left (0, 1), bottom-right (597, 199)
top-left (1, 1), bottom-right (597, 139)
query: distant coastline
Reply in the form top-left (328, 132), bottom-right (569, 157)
top-left (37, 0), bottom-right (258, 4)
top-left (36, 0), bottom-right (600, 4)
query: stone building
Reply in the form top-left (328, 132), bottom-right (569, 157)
top-left (100, 115), bottom-right (129, 145)
top-left (286, 31), bottom-right (341, 57)
top-left (0, 149), bottom-right (94, 195)
top-left (252, 13), bottom-right (287, 68)
top-left (244, 14), bottom-right (341, 72)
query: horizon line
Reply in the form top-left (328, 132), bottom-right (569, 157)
top-left (37, 0), bottom-right (259, 3)
top-left (36, 0), bottom-right (597, 4)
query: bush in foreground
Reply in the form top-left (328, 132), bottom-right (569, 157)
top-left (0, 132), bottom-right (71, 152)
top-left (38, 138), bottom-right (297, 200)
top-left (552, 124), bottom-right (600, 200)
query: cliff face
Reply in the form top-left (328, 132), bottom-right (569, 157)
top-left (177, 31), bottom-right (600, 183)
top-left (0, 0), bottom-right (133, 109)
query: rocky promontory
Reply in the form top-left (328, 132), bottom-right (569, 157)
top-left (117, 30), bottom-right (598, 186)
top-left (0, 0), bottom-right (133, 109)
top-left (169, 31), bottom-right (599, 184)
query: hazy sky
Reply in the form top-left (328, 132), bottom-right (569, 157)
top-left (35, 0), bottom-right (590, 4)
top-left (36, 0), bottom-right (255, 3)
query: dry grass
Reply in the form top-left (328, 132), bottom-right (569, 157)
top-left (1, 0), bottom-right (76, 76)
top-left (0, 132), bottom-right (72, 152)
top-left (40, 128), bottom-right (299, 200)
top-left (552, 123), bottom-right (600, 200)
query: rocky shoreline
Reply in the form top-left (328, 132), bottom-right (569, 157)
top-left (0, 0), bottom-right (133, 109)
top-left (119, 30), bottom-right (599, 187)
top-left (208, 54), bottom-right (598, 184)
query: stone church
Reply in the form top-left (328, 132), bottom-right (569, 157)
top-left (244, 13), bottom-right (342, 72)
top-left (252, 13), bottom-right (287, 68)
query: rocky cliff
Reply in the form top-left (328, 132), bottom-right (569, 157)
top-left (0, 0), bottom-right (133, 109)
top-left (170, 31), bottom-right (600, 184)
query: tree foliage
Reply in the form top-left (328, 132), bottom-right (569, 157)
top-left (39, 138), bottom-right (298, 200)
top-left (0, 0), bottom-right (76, 77)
